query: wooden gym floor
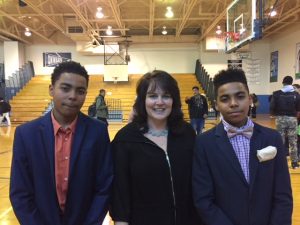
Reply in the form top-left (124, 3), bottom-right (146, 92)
top-left (0, 114), bottom-right (299, 225)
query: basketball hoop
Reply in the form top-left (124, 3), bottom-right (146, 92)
top-left (226, 32), bottom-right (240, 43)
top-left (216, 32), bottom-right (241, 53)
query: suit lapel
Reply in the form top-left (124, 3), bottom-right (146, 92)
top-left (249, 124), bottom-right (262, 194)
top-left (215, 123), bottom-right (248, 185)
top-left (39, 113), bottom-right (56, 189)
top-left (69, 113), bottom-right (87, 178)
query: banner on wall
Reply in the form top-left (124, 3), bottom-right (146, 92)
top-left (244, 58), bottom-right (261, 84)
top-left (228, 60), bottom-right (242, 69)
top-left (270, 51), bottom-right (278, 82)
top-left (43, 52), bottom-right (72, 67)
top-left (296, 43), bottom-right (300, 79)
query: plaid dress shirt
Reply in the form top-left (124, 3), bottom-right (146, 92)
top-left (222, 118), bottom-right (254, 183)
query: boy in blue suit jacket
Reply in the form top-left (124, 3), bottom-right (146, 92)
top-left (193, 69), bottom-right (292, 225)
top-left (10, 61), bottom-right (113, 225)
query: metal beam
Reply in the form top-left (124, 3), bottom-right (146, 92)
top-left (176, 0), bottom-right (198, 37)
top-left (0, 28), bottom-right (31, 44)
top-left (64, 0), bottom-right (99, 43)
top-left (22, 0), bottom-right (65, 33)
top-left (149, 0), bottom-right (155, 38)
top-left (0, 9), bottom-right (55, 44)
top-left (263, 6), bottom-right (300, 34)
top-left (64, 0), bottom-right (95, 32)
top-left (198, 9), bottom-right (226, 41)
top-left (264, 20), bottom-right (297, 38)
top-left (0, 34), bottom-right (10, 41)
top-left (108, 0), bottom-right (126, 36)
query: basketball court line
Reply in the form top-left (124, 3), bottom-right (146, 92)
top-left (0, 150), bottom-right (11, 155)
top-left (0, 207), bottom-right (12, 220)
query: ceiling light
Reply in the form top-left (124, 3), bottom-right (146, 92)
top-left (96, 7), bottom-right (104, 19)
top-left (24, 27), bottom-right (32, 37)
top-left (216, 25), bottom-right (222, 35)
top-left (270, 10), bottom-right (277, 17)
top-left (165, 6), bottom-right (174, 18)
top-left (106, 26), bottom-right (113, 36)
top-left (162, 26), bottom-right (167, 35)
top-left (269, 5), bottom-right (277, 17)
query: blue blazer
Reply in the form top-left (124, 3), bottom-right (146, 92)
top-left (193, 122), bottom-right (292, 225)
top-left (10, 112), bottom-right (113, 225)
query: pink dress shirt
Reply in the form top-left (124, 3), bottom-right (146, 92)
top-left (51, 112), bottom-right (77, 212)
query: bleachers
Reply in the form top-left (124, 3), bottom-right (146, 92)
top-left (9, 73), bottom-right (203, 124)
top-left (9, 76), bottom-right (52, 123)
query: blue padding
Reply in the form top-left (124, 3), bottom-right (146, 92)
top-left (256, 95), bottom-right (272, 114)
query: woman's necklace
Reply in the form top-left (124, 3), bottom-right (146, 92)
top-left (147, 129), bottom-right (168, 137)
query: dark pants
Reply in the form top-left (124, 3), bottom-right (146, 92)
top-left (251, 106), bottom-right (257, 118)
top-left (248, 106), bottom-right (256, 118)
top-left (191, 118), bottom-right (205, 135)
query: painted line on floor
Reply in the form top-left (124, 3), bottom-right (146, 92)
top-left (0, 150), bottom-right (11, 155)
top-left (0, 207), bottom-right (12, 219)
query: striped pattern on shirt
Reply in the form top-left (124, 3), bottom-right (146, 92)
top-left (222, 118), bottom-right (254, 183)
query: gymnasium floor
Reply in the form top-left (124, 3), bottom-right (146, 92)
top-left (0, 115), bottom-right (299, 225)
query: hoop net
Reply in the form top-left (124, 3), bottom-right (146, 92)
top-left (216, 32), bottom-right (240, 53)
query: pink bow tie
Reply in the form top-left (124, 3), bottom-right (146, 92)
top-left (227, 127), bottom-right (253, 139)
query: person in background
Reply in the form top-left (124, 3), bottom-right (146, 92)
top-left (10, 61), bottom-right (113, 225)
top-left (293, 83), bottom-right (300, 159)
top-left (96, 89), bottom-right (109, 125)
top-left (270, 75), bottom-right (300, 169)
top-left (0, 97), bottom-right (11, 126)
top-left (249, 93), bottom-right (258, 118)
top-left (193, 68), bottom-right (292, 225)
top-left (211, 99), bottom-right (219, 120)
top-left (185, 86), bottom-right (208, 134)
top-left (111, 70), bottom-right (202, 225)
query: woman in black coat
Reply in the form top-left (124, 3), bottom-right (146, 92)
top-left (110, 70), bottom-right (202, 225)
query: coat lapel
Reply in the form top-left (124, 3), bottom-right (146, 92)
top-left (249, 124), bottom-right (262, 194)
top-left (215, 123), bottom-right (248, 185)
top-left (69, 113), bottom-right (88, 177)
top-left (39, 112), bottom-right (56, 189)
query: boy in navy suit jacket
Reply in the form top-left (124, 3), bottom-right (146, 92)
top-left (193, 69), bottom-right (292, 225)
top-left (10, 61), bottom-right (113, 225)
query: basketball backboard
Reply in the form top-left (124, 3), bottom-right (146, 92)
top-left (226, 0), bottom-right (257, 53)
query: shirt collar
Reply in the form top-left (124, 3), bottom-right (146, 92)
top-left (51, 111), bottom-right (78, 135)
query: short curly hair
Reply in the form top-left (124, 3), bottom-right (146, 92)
top-left (213, 68), bottom-right (249, 97)
top-left (51, 61), bottom-right (89, 85)
top-left (282, 76), bottom-right (293, 85)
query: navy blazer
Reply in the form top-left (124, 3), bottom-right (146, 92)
top-left (10, 112), bottom-right (113, 225)
top-left (193, 122), bottom-right (292, 225)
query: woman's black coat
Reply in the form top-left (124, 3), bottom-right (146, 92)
top-left (110, 121), bottom-right (202, 225)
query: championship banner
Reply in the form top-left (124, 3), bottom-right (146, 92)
top-left (43, 52), bottom-right (72, 67)
top-left (270, 51), bottom-right (278, 82)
